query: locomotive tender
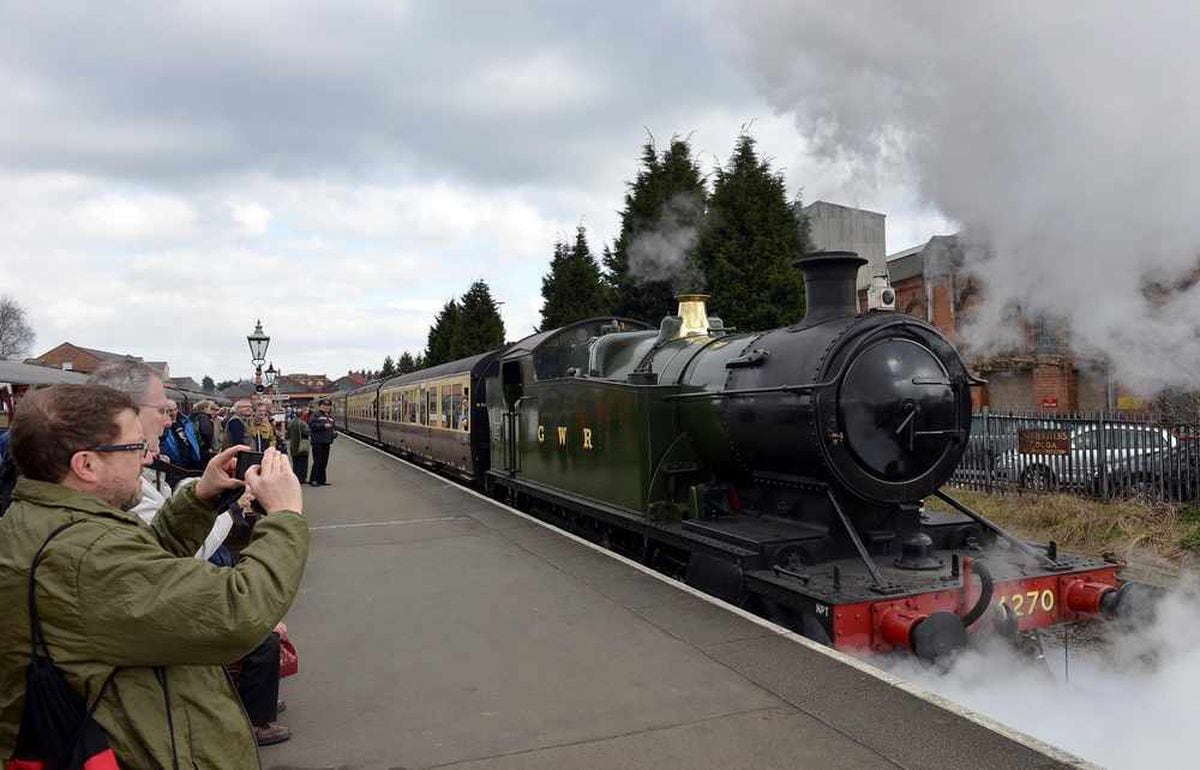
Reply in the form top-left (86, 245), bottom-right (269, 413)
top-left (337, 252), bottom-right (1147, 660)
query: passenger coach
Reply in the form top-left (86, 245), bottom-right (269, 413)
top-left (335, 351), bottom-right (500, 479)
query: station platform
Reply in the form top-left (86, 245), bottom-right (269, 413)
top-left (262, 437), bottom-right (1083, 770)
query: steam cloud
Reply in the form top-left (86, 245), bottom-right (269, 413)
top-left (713, 1), bottom-right (1200, 392)
top-left (627, 193), bottom-right (705, 291)
top-left (883, 579), bottom-right (1200, 768)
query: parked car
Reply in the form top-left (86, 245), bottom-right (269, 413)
top-left (994, 424), bottom-right (1179, 496)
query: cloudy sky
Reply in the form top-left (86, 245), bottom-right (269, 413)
top-left (0, 1), bottom-right (952, 384)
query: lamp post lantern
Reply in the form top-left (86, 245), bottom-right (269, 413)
top-left (247, 320), bottom-right (271, 393)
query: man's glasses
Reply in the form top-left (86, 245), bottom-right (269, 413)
top-left (86, 440), bottom-right (149, 454)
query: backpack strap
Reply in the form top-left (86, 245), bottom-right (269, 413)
top-left (28, 520), bottom-right (86, 660)
top-left (30, 520), bottom-right (124, 752)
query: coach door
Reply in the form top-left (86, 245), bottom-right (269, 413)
top-left (501, 360), bottom-right (522, 474)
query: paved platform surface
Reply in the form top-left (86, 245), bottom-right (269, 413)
top-left (262, 438), bottom-right (1077, 770)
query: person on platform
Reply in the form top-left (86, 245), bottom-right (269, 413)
top-left (287, 408), bottom-right (311, 483)
top-left (307, 399), bottom-right (336, 486)
top-left (0, 384), bottom-right (308, 766)
top-left (192, 400), bottom-right (219, 463)
top-left (160, 400), bottom-right (203, 485)
top-left (250, 402), bottom-right (275, 453)
top-left (224, 399), bottom-right (253, 450)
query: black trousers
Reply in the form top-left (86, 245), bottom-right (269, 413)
top-left (311, 443), bottom-right (331, 484)
top-left (237, 632), bottom-right (281, 725)
top-left (292, 452), bottom-right (309, 483)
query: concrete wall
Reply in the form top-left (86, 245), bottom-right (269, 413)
top-left (801, 201), bottom-right (886, 290)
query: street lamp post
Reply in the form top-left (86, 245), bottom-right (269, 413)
top-left (247, 320), bottom-right (270, 393)
top-left (265, 362), bottom-right (278, 407)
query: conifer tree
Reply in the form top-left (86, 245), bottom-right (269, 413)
top-left (397, 352), bottom-right (416, 374)
top-left (456, 280), bottom-right (505, 357)
top-left (695, 134), bottom-right (807, 331)
top-left (380, 355), bottom-right (396, 378)
top-left (604, 137), bottom-right (708, 323)
top-left (425, 299), bottom-right (461, 366)
top-left (540, 226), bottom-right (611, 330)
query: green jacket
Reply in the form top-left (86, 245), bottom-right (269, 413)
top-left (0, 478), bottom-right (309, 768)
top-left (287, 417), bottom-right (310, 457)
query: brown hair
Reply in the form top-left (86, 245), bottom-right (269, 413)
top-left (9, 384), bottom-right (138, 483)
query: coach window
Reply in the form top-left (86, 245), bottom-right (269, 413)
top-left (427, 386), bottom-right (438, 427)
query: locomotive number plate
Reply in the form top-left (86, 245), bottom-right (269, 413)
top-left (996, 588), bottom-right (1056, 618)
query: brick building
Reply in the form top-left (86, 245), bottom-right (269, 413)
top-left (28, 343), bottom-right (169, 378)
top-left (885, 236), bottom-right (1112, 413)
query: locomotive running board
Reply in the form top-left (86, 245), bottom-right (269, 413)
top-left (932, 489), bottom-right (1066, 570)
top-left (824, 489), bottom-right (905, 595)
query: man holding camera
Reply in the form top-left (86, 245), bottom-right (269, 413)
top-left (0, 384), bottom-right (308, 767)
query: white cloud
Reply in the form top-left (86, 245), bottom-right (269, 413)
top-left (230, 201), bottom-right (271, 236)
top-left (72, 193), bottom-right (198, 241)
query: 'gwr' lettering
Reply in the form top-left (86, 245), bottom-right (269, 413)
top-left (537, 425), bottom-right (545, 443)
top-left (582, 428), bottom-right (593, 450)
top-left (557, 426), bottom-right (568, 446)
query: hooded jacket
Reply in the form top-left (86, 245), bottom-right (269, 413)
top-left (0, 477), bottom-right (309, 768)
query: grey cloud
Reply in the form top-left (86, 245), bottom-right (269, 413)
top-left (0, 2), bottom-right (749, 186)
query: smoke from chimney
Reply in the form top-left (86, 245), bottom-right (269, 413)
top-left (709, 1), bottom-right (1200, 392)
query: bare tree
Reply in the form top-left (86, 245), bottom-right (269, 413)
top-left (0, 296), bottom-right (35, 360)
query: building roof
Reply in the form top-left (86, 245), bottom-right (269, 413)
top-left (167, 376), bottom-right (203, 391)
top-left (0, 361), bottom-right (89, 386)
top-left (885, 234), bottom-right (965, 283)
top-left (887, 247), bottom-right (926, 283)
top-left (800, 199), bottom-right (886, 219)
top-left (219, 380), bottom-right (259, 399)
top-left (34, 343), bottom-right (169, 376)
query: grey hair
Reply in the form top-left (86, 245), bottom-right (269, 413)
top-left (87, 360), bottom-right (160, 402)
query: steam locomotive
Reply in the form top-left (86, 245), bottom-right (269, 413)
top-left (336, 252), bottom-right (1149, 660)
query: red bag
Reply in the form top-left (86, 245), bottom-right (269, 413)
top-left (275, 623), bottom-right (298, 678)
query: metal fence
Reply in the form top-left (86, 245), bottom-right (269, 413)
top-left (952, 410), bottom-right (1200, 502)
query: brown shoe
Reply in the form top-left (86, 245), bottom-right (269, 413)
top-left (254, 721), bottom-right (291, 746)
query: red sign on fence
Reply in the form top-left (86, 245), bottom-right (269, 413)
top-left (1040, 396), bottom-right (1059, 409)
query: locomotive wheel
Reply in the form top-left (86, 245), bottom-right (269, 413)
top-left (1019, 465), bottom-right (1055, 491)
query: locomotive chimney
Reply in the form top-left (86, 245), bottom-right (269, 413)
top-left (794, 251), bottom-right (868, 326)
top-left (675, 293), bottom-right (710, 337)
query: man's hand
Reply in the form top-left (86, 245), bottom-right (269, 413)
top-left (195, 445), bottom-right (250, 502)
top-left (244, 447), bottom-right (304, 515)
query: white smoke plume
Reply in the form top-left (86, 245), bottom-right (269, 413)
top-left (882, 578), bottom-right (1200, 768)
top-left (627, 193), bottom-right (705, 291)
top-left (710, 1), bottom-right (1200, 393)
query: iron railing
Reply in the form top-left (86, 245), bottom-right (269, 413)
top-left (952, 409), bottom-right (1200, 502)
